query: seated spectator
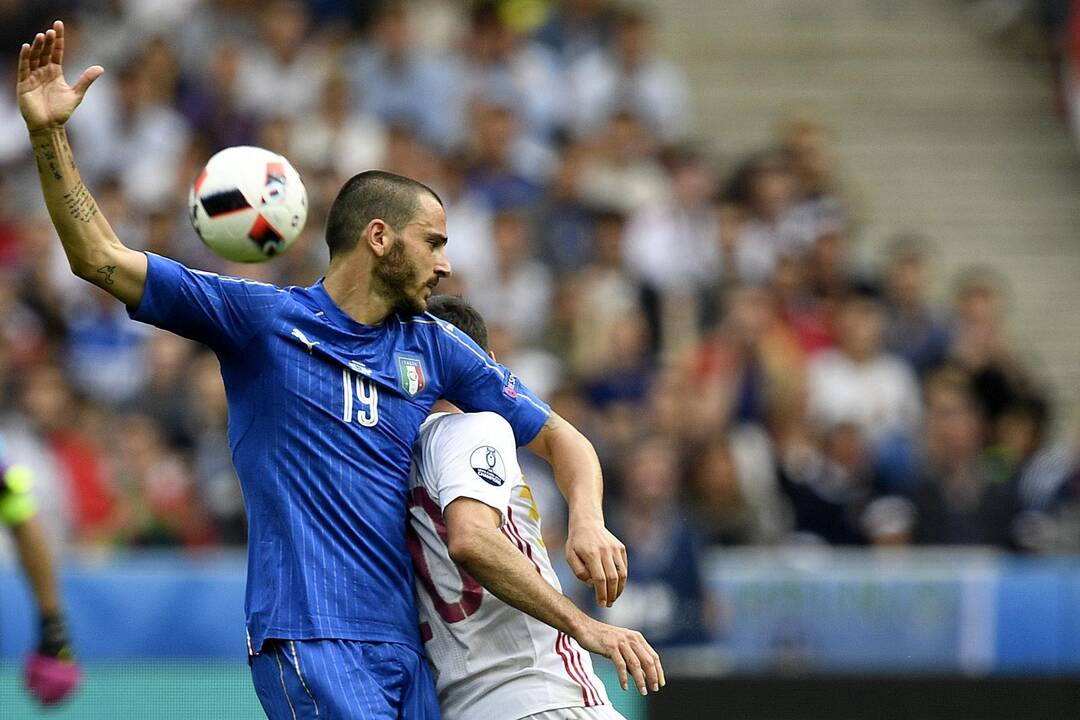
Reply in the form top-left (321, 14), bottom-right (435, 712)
top-left (4, 364), bottom-right (118, 549)
top-left (565, 209), bottom-right (650, 380)
top-left (467, 211), bottom-right (554, 344)
top-left (290, 72), bottom-right (387, 178)
top-left (806, 285), bottom-right (921, 452)
top-left (533, 0), bottom-right (615, 64)
top-left (567, 6), bottom-right (691, 142)
top-left (464, 99), bottom-right (553, 208)
top-left (534, 141), bottom-right (597, 273)
top-left (346, 0), bottom-right (463, 151)
top-left (779, 421), bottom-right (879, 545)
top-left (684, 283), bottom-right (806, 433)
top-left (883, 234), bottom-right (951, 377)
top-left (691, 427), bottom-right (789, 545)
top-left (946, 268), bottom-right (1038, 429)
top-left (909, 369), bottom-right (1021, 547)
top-left (622, 150), bottom-right (719, 298)
top-left (437, 153), bottom-right (497, 287)
top-left (187, 353), bottom-right (245, 545)
top-left (777, 116), bottom-right (853, 250)
top-left (461, 2), bottom-right (565, 145)
top-left (719, 150), bottom-right (799, 284)
top-left (234, 1), bottom-right (331, 120)
top-left (64, 285), bottom-right (152, 407)
top-left (67, 62), bottom-right (191, 209)
top-left (110, 413), bottom-right (213, 548)
top-left (598, 437), bottom-right (709, 647)
top-left (577, 112), bottom-right (669, 214)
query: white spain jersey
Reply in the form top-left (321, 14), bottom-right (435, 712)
top-left (408, 411), bottom-right (611, 720)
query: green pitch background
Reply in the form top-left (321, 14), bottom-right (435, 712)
top-left (0, 661), bottom-right (646, 718)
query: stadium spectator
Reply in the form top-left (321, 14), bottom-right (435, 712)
top-left (233, 1), bottom-right (331, 120)
top-left (806, 286), bottom-right (921, 449)
top-left (467, 210), bottom-right (554, 344)
top-left (599, 436), bottom-right (708, 647)
top-left (883, 234), bottom-right (951, 377)
top-left (346, 0), bottom-right (462, 151)
top-left (909, 368), bottom-right (1021, 547)
top-left (461, 2), bottom-right (565, 145)
top-left (567, 5), bottom-right (691, 142)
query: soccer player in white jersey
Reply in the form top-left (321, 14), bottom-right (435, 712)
top-left (409, 296), bottom-right (664, 720)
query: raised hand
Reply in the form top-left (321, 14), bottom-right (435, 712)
top-left (16, 20), bottom-right (103, 132)
top-left (575, 618), bottom-right (664, 696)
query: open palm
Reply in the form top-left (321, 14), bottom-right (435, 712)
top-left (16, 21), bottom-right (102, 132)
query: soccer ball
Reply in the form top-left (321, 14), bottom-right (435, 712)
top-left (189, 146), bottom-right (308, 262)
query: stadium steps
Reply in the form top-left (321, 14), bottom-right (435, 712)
top-left (656, 0), bottom-right (1080, 416)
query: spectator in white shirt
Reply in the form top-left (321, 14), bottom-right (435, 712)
top-left (567, 6), bottom-right (691, 143)
top-left (807, 285), bottom-right (921, 448)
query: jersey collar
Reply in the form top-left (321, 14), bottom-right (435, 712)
top-left (309, 279), bottom-right (387, 335)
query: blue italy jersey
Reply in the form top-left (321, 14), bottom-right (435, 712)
top-left (128, 253), bottom-right (550, 653)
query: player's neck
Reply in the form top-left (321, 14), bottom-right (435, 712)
top-left (323, 263), bottom-right (395, 325)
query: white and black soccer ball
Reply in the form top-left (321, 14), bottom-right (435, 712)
top-left (189, 146), bottom-right (308, 262)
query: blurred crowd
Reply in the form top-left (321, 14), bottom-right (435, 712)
top-left (1, 0), bottom-right (1080, 646)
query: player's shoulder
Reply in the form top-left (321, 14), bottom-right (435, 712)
top-left (425, 411), bottom-right (515, 448)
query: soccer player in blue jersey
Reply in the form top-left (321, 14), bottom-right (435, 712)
top-left (17, 23), bottom-right (629, 719)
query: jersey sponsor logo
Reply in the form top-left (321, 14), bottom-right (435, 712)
top-left (469, 445), bottom-right (506, 486)
top-left (396, 354), bottom-right (426, 397)
top-left (290, 328), bottom-right (319, 353)
top-left (502, 372), bottom-right (519, 399)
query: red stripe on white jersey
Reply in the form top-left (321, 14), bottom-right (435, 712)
top-left (506, 507), bottom-right (536, 564)
top-left (563, 633), bottom-right (602, 705)
top-left (556, 632), bottom-right (592, 706)
top-left (505, 508), bottom-right (542, 574)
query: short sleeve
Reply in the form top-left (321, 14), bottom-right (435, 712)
top-left (435, 321), bottom-right (550, 446)
top-left (127, 253), bottom-right (287, 353)
top-left (427, 413), bottom-right (521, 524)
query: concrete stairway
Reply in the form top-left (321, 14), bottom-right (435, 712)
top-left (655, 0), bottom-right (1080, 417)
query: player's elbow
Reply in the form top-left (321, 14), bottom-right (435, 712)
top-left (447, 530), bottom-right (486, 566)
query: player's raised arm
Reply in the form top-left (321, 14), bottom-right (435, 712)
top-left (526, 412), bottom-right (628, 608)
top-left (16, 21), bottom-right (146, 307)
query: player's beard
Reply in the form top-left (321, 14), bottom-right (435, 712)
top-left (373, 238), bottom-right (427, 314)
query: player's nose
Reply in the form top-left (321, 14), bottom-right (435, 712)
top-left (435, 255), bottom-right (452, 278)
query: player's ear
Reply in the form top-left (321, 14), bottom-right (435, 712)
top-left (365, 218), bottom-right (390, 256)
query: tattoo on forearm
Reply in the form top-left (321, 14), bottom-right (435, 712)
top-left (57, 134), bottom-right (76, 172)
top-left (62, 182), bottom-right (99, 223)
top-left (33, 140), bottom-right (62, 181)
top-left (96, 265), bottom-right (116, 285)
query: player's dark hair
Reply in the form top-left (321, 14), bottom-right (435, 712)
top-left (325, 170), bottom-right (443, 258)
top-left (426, 295), bottom-right (490, 351)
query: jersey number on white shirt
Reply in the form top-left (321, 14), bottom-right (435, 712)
top-left (407, 487), bottom-right (484, 625)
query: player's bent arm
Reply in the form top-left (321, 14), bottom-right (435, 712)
top-left (29, 127), bottom-right (146, 306)
top-left (526, 412), bottom-right (628, 607)
top-left (444, 497), bottom-right (664, 695)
